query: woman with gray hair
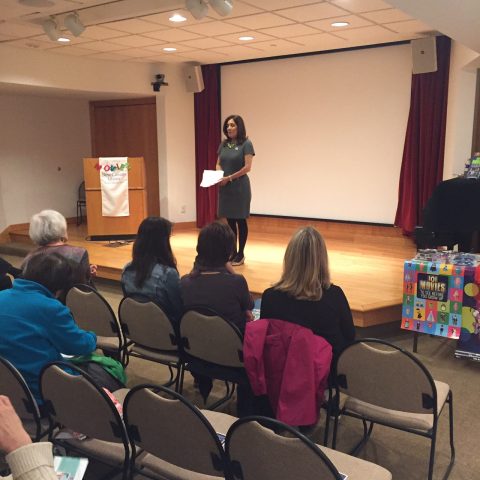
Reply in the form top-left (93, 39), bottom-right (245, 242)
top-left (23, 209), bottom-right (95, 285)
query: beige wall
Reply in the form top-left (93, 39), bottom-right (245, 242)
top-left (0, 94), bottom-right (90, 230)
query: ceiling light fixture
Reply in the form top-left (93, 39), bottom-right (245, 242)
top-left (239, 36), bottom-right (254, 41)
top-left (42, 17), bottom-right (61, 41)
top-left (331, 21), bottom-right (349, 27)
top-left (185, 0), bottom-right (208, 20)
top-left (57, 37), bottom-right (71, 43)
top-left (163, 47), bottom-right (177, 52)
top-left (169, 13), bottom-right (187, 22)
top-left (209, 0), bottom-right (233, 17)
top-left (64, 12), bottom-right (85, 37)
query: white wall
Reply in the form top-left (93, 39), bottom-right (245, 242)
top-left (155, 63), bottom-right (197, 223)
top-left (443, 41), bottom-right (478, 179)
top-left (0, 93), bottom-right (91, 230)
top-left (222, 44), bottom-right (412, 224)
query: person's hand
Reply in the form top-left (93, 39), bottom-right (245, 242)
top-left (219, 176), bottom-right (230, 187)
top-left (245, 310), bottom-right (254, 322)
top-left (0, 396), bottom-right (31, 454)
top-left (90, 264), bottom-right (98, 276)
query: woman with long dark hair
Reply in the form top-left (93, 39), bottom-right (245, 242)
top-left (121, 217), bottom-right (183, 322)
top-left (216, 114), bottom-right (255, 266)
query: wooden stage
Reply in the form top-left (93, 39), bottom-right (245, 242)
top-left (7, 216), bottom-right (416, 328)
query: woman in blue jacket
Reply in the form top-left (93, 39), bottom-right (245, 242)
top-left (0, 253), bottom-right (97, 404)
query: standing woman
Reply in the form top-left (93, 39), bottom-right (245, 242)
top-left (217, 115), bottom-right (255, 266)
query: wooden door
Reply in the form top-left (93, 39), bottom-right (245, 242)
top-left (90, 97), bottom-right (160, 216)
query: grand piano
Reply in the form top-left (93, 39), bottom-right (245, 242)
top-left (416, 177), bottom-right (480, 252)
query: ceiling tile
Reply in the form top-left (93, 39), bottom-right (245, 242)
top-left (215, 30), bottom-right (275, 44)
top-left (384, 19), bottom-right (433, 34)
top-left (180, 37), bottom-right (233, 49)
top-left (330, 0), bottom-right (393, 13)
top-left (307, 14), bottom-right (372, 31)
top-left (177, 50), bottom-right (229, 63)
top-left (110, 47), bottom-right (154, 58)
top-left (244, 38), bottom-right (303, 52)
top-left (0, 21), bottom-right (42, 37)
top-left (103, 18), bottom-right (159, 34)
top-left (108, 35), bottom-right (160, 47)
top-left (290, 32), bottom-right (349, 49)
top-left (81, 25), bottom-right (127, 40)
top-left (79, 40), bottom-right (127, 52)
top-left (334, 25), bottom-right (401, 41)
top-left (87, 52), bottom-right (134, 61)
top-left (260, 23), bottom-right (322, 38)
top-left (361, 8), bottom-right (413, 23)
top-left (5, 37), bottom-right (56, 50)
top-left (241, 0), bottom-right (319, 9)
top-left (277, 3), bottom-right (349, 22)
top-left (210, 44), bottom-right (261, 56)
top-left (49, 45), bottom-right (95, 56)
top-left (227, 12), bottom-right (295, 30)
top-left (205, 1), bottom-right (263, 19)
top-left (183, 20), bottom-right (245, 36)
top-left (143, 29), bottom-right (203, 42)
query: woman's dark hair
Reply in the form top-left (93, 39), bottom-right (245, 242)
top-left (194, 222), bottom-right (235, 270)
top-left (222, 114), bottom-right (247, 145)
top-left (131, 217), bottom-right (177, 288)
top-left (22, 252), bottom-right (74, 295)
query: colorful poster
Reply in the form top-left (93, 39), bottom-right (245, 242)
top-left (98, 157), bottom-right (130, 217)
top-left (401, 261), bottom-right (463, 339)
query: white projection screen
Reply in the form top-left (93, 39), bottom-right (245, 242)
top-left (221, 44), bottom-right (412, 224)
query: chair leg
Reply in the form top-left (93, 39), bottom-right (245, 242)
top-left (350, 420), bottom-right (374, 456)
top-left (207, 381), bottom-right (236, 410)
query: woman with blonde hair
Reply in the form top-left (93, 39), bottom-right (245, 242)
top-left (260, 226), bottom-right (355, 357)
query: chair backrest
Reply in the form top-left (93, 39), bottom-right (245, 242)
top-left (124, 384), bottom-right (228, 477)
top-left (180, 309), bottom-right (244, 368)
top-left (66, 284), bottom-right (123, 341)
top-left (225, 416), bottom-right (341, 480)
top-left (40, 362), bottom-right (129, 445)
top-left (335, 339), bottom-right (437, 415)
top-left (118, 296), bottom-right (177, 352)
top-left (0, 356), bottom-right (42, 428)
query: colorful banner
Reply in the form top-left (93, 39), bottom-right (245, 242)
top-left (98, 157), bottom-right (129, 217)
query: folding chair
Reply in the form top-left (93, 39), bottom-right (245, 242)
top-left (118, 295), bottom-right (183, 391)
top-left (179, 308), bottom-right (248, 410)
top-left (66, 284), bottom-right (126, 365)
top-left (225, 416), bottom-right (392, 480)
top-left (333, 339), bottom-right (455, 480)
top-left (40, 361), bottom-right (132, 480)
top-left (124, 384), bottom-right (236, 479)
top-left (0, 356), bottom-right (50, 441)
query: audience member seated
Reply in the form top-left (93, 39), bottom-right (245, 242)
top-left (260, 226), bottom-right (355, 360)
top-left (23, 209), bottom-right (96, 286)
top-left (181, 221), bottom-right (254, 333)
top-left (0, 253), bottom-right (97, 405)
top-left (0, 395), bottom-right (56, 480)
top-left (121, 217), bottom-right (183, 323)
top-left (0, 258), bottom-right (21, 291)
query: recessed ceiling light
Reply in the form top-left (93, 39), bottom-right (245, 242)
top-left (169, 13), bottom-right (187, 22)
top-left (57, 37), bottom-right (70, 43)
top-left (239, 36), bottom-right (254, 41)
top-left (163, 47), bottom-right (177, 52)
top-left (19, 0), bottom-right (54, 7)
top-left (331, 21), bottom-right (350, 27)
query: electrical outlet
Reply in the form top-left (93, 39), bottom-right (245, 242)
top-left (181, 205), bottom-right (186, 214)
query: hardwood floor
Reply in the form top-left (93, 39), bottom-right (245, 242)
top-left (8, 216), bottom-right (416, 327)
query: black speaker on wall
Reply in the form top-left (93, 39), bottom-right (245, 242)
top-left (185, 65), bottom-right (205, 93)
top-left (411, 37), bottom-right (437, 74)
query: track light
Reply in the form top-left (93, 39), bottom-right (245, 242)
top-left (42, 17), bottom-right (61, 41)
top-left (64, 12), bottom-right (85, 37)
top-left (209, 0), bottom-right (233, 17)
top-left (185, 0), bottom-right (209, 20)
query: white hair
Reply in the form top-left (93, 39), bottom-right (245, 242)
top-left (29, 210), bottom-right (68, 246)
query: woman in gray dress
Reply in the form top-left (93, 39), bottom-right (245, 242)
top-left (216, 115), bottom-right (255, 266)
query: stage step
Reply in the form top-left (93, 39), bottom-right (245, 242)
top-left (0, 242), bottom-right (32, 258)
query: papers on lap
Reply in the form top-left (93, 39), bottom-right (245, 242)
top-left (54, 456), bottom-right (89, 480)
top-left (201, 170), bottom-right (224, 187)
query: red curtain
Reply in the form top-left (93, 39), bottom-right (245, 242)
top-left (395, 36), bottom-right (451, 235)
top-left (194, 64), bottom-right (221, 228)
